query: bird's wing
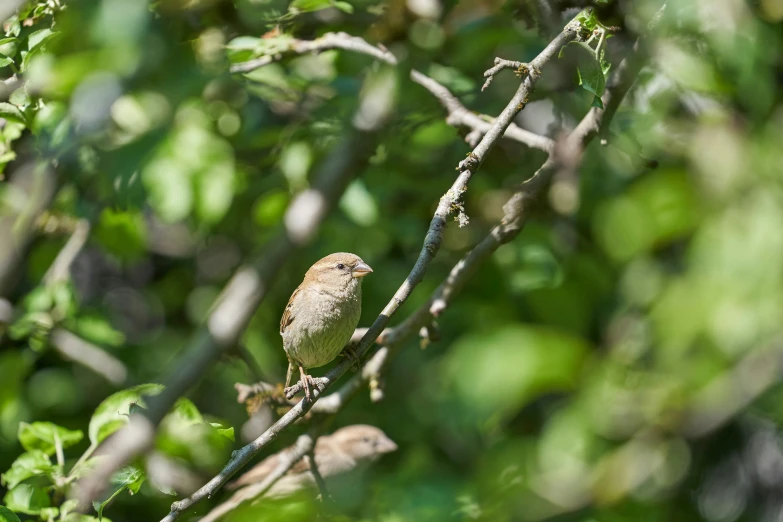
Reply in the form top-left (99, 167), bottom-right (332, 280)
top-left (227, 442), bottom-right (317, 490)
top-left (280, 284), bottom-right (301, 335)
top-left (227, 453), bottom-right (283, 490)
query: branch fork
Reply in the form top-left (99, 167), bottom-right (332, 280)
top-left (482, 58), bottom-right (541, 91)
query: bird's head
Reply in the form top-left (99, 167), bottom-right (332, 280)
top-left (304, 252), bottom-right (373, 289)
top-left (328, 424), bottom-right (398, 462)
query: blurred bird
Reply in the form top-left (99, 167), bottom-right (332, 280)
top-left (200, 425), bottom-right (397, 521)
top-left (280, 253), bottom-right (372, 401)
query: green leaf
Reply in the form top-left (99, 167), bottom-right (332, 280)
top-left (562, 41), bottom-right (607, 104)
top-left (20, 29), bottom-right (57, 73)
top-left (209, 423), bottom-right (235, 442)
top-left (289, 0), bottom-right (333, 13)
top-left (8, 87), bottom-right (29, 108)
top-left (0, 103), bottom-right (26, 124)
top-left (0, 57), bottom-right (12, 68)
top-left (332, 1), bottom-right (354, 13)
top-left (2, 484), bottom-right (50, 515)
top-left (0, 37), bottom-right (19, 58)
top-left (94, 208), bottom-right (147, 260)
top-left (225, 36), bottom-right (261, 51)
top-left (1, 450), bottom-right (54, 489)
top-left (5, 19), bottom-right (21, 37)
top-left (225, 36), bottom-right (286, 64)
top-left (71, 315), bottom-right (125, 347)
top-left (93, 467), bottom-right (145, 519)
top-left (18, 422), bottom-right (83, 455)
top-left (59, 499), bottom-right (79, 520)
top-left (88, 384), bottom-right (164, 445)
top-left (575, 8), bottom-right (597, 31)
top-left (170, 398), bottom-right (203, 424)
top-left (0, 506), bottom-right (22, 522)
top-left (26, 29), bottom-right (55, 53)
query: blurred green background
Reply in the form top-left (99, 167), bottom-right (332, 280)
top-left (2, 0), bottom-right (783, 521)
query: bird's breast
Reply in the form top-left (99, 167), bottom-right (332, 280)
top-left (282, 286), bottom-right (361, 369)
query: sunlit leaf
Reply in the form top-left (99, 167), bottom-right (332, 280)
top-left (0, 103), bottom-right (26, 125)
top-left (93, 466), bottom-right (144, 520)
top-left (568, 41), bottom-right (606, 102)
top-left (18, 422), bottom-right (83, 455)
top-left (2, 484), bottom-right (50, 515)
top-left (333, 1), bottom-right (354, 13)
top-left (209, 423), bottom-right (235, 442)
top-left (1, 450), bottom-right (54, 489)
top-left (88, 384), bottom-right (164, 445)
top-left (289, 0), bottom-right (333, 13)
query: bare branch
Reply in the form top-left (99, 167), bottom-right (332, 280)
top-left (305, 450), bottom-right (331, 504)
top-left (231, 32), bottom-right (554, 153)
top-left (410, 70), bottom-right (554, 152)
top-left (482, 58), bottom-right (539, 92)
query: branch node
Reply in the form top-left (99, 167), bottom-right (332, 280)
top-left (482, 58), bottom-right (531, 91)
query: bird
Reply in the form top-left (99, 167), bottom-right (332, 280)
top-left (280, 252), bottom-right (372, 401)
top-left (200, 425), bottom-right (397, 521)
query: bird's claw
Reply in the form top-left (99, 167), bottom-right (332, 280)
top-left (284, 375), bottom-right (326, 402)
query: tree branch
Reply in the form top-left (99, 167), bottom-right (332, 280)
top-left (50, 328), bottom-right (128, 386)
top-left (161, 22), bottom-right (578, 521)
top-left (231, 32), bottom-right (554, 153)
top-left (190, 434), bottom-right (315, 522)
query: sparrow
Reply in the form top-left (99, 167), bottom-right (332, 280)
top-left (200, 425), bottom-right (397, 521)
top-left (281, 252), bottom-right (372, 401)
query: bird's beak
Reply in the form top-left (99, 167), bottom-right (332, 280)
top-left (352, 262), bottom-right (373, 278)
top-left (376, 435), bottom-right (398, 454)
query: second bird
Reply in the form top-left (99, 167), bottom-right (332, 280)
top-left (281, 252), bottom-right (372, 400)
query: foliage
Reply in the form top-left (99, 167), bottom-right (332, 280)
top-left (1, 0), bottom-right (783, 521)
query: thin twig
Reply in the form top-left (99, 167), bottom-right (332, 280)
top-left (482, 58), bottom-right (539, 91)
top-left (305, 450), bottom-right (331, 504)
top-left (231, 32), bottom-right (554, 153)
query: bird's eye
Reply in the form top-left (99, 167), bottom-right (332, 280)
top-left (361, 436), bottom-right (371, 443)
top-left (336, 263), bottom-right (345, 270)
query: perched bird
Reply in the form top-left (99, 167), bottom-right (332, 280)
top-left (200, 425), bottom-right (397, 521)
top-left (281, 252), bottom-right (372, 401)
